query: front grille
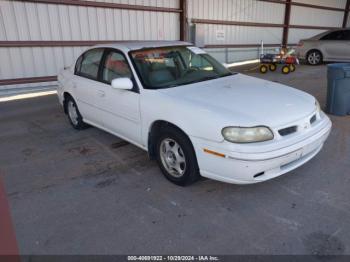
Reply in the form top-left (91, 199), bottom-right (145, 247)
top-left (310, 114), bottom-right (317, 125)
top-left (279, 126), bottom-right (298, 137)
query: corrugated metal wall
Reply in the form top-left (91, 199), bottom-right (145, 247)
top-left (0, 0), bottom-right (180, 92)
top-left (0, 0), bottom-right (348, 92)
top-left (188, 0), bottom-right (285, 44)
top-left (292, 0), bottom-right (347, 9)
top-left (188, 0), bottom-right (285, 62)
top-left (288, 0), bottom-right (346, 44)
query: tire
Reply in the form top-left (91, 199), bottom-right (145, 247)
top-left (64, 96), bottom-right (88, 130)
top-left (307, 50), bottom-right (323, 65)
top-left (269, 64), bottom-right (277, 72)
top-left (259, 65), bottom-right (268, 74)
top-left (282, 65), bottom-right (290, 74)
top-left (289, 64), bottom-right (296, 72)
top-left (156, 126), bottom-right (200, 186)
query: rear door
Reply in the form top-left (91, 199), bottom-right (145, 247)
top-left (73, 48), bottom-right (105, 125)
top-left (320, 30), bottom-right (350, 61)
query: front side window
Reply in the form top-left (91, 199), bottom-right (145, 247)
top-left (130, 46), bottom-right (232, 89)
top-left (101, 51), bottom-right (132, 83)
top-left (76, 48), bottom-right (104, 79)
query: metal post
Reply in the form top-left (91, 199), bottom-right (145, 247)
top-left (179, 0), bottom-right (188, 41)
top-left (282, 0), bottom-right (292, 48)
top-left (343, 0), bottom-right (350, 28)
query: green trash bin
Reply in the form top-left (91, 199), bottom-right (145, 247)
top-left (326, 63), bottom-right (350, 116)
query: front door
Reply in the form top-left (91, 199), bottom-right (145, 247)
top-left (95, 49), bottom-right (141, 144)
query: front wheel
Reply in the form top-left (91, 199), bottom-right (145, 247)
top-left (259, 65), bottom-right (268, 74)
top-left (156, 127), bottom-right (200, 186)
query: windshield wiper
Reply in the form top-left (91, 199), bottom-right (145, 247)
top-left (201, 75), bottom-right (221, 81)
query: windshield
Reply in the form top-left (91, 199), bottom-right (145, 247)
top-left (129, 46), bottom-right (233, 89)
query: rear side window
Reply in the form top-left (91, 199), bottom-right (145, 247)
top-left (75, 49), bottom-right (104, 79)
top-left (321, 31), bottom-right (347, 41)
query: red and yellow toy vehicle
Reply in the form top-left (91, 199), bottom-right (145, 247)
top-left (259, 49), bottom-right (299, 74)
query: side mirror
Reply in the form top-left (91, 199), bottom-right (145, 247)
top-left (111, 78), bottom-right (133, 90)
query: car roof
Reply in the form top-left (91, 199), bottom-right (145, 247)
top-left (94, 41), bottom-right (193, 52)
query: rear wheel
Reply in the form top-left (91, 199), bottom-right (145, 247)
top-left (156, 127), bottom-right (200, 186)
top-left (65, 96), bottom-right (88, 130)
top-left (307, 50), bottom-right (322, 65)
top-left (259, 65), bottom-right (268, 74)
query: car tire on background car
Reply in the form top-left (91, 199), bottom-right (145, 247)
top-left (156, 126), bottom-right (200, 186)
top-left (64, 96), bottom-right (88, 130)
top-left (307, 50), bottom-right (323, 65)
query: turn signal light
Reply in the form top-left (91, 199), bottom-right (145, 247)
top-left (203, 149), bottom-right (226, 158)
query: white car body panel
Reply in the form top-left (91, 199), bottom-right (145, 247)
top-left (57, 41), bottom-right (332, 185)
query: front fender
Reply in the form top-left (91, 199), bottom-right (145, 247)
top-left (140, 90), bottom-right (236, 146)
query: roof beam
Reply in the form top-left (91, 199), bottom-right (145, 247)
top-left (191, 19), bottom-right (339, 31)
top-left (14, 0), bottom-right (182, 13)
top-left (258, 0), bottom-right (347, 12)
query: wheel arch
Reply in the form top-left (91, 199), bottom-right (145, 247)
top-left (147, 120), bottom-right (195, 160)
top-left (306, 49), bottom-right (323, 62)
top-left (63, 92), bottom-right (73, 114)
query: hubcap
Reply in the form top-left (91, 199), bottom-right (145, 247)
top-left (308, 52), bottom-right (321, 65)
top-left (67, 101), bottom-right (79, 126)
top-left (160, 138), bottom-right (186, 178)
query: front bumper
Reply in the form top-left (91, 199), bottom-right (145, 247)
top-left (192, 115), bottom-right (332, 184)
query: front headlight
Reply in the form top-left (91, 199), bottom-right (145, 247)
top-left (222, 126), bottom-right (274, 143)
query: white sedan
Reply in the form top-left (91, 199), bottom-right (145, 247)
top-left (57, 41), bottom-right (332, 186)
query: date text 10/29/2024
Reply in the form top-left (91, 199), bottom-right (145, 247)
top-left (127, 256), bottom-right (220, 261)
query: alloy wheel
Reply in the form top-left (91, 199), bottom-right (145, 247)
top-left (159, 138), bottom-right (187, 178)
top-left (67, 100), bottom-right (79, 126)
top-left (308, 52), bottom-right (321, 65)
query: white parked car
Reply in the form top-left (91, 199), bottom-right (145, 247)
top-left (57, 41), bottom-right (332, 186)
top-left (296, 28), bottom-right (350, 65)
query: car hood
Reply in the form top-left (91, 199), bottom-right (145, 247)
top-left (158, 74), bottom-right (316, 128)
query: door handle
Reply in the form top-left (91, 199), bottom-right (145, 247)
top-left (97, 90), bottom-right (105, 97)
